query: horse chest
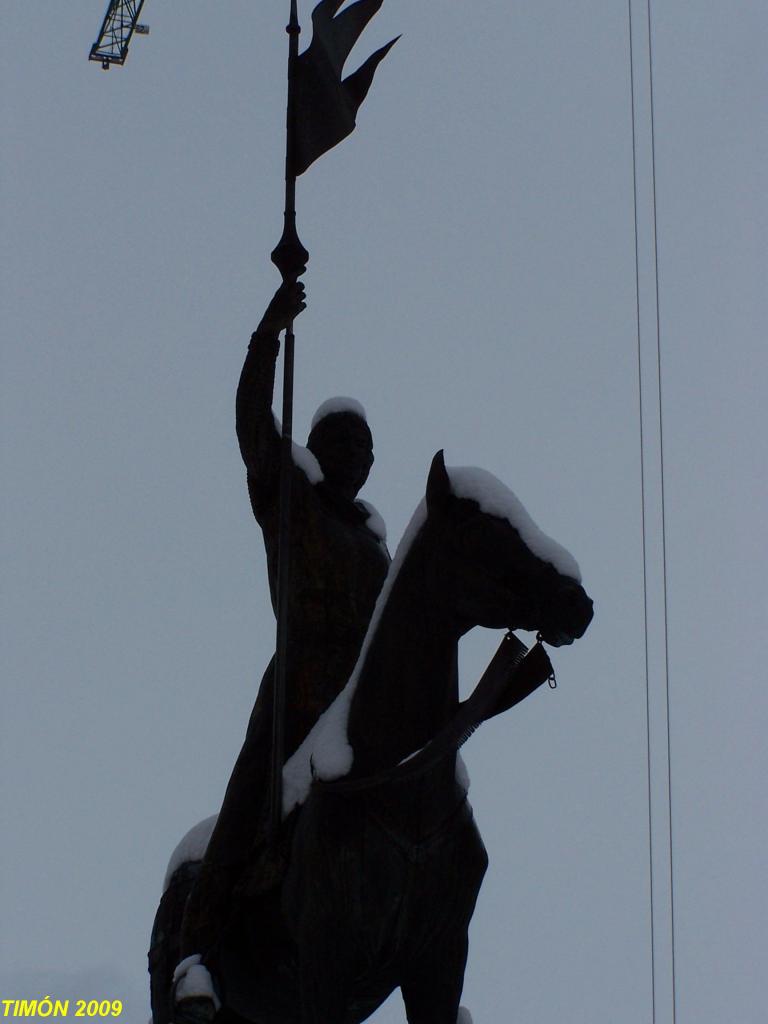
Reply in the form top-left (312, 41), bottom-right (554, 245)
top-left (284, 788), bottom-right (488, 971)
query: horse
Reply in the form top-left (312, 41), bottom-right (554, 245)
top-left (149, 450), bottom-right (593, 1024)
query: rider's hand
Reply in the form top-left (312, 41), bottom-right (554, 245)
top-left (255, 281), bottom-right (306, 337)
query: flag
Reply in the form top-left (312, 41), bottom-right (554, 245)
top-left (292, 0), bottom-right (398, 176)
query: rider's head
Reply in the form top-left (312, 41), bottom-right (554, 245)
top-left (307, 398), bottom-right (374, 500)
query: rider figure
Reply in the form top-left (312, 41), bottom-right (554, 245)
top-left (172, 282), bottom-right (391, 1020)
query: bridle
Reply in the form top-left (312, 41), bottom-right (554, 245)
top-left (316, 632), bottom-right (555, 795)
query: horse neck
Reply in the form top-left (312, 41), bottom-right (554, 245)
top-left (346, 531), bottom-right (459, 776)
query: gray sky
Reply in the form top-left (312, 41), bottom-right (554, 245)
top-left (2, 2), bottom-right (766, 1022)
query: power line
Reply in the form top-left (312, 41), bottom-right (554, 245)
top-left (645, 2), bottom-right (678, 1016)
top-left (627, 2), bottom-right (677, 1021)
top-left (627, 8), bottom-right (657, 1020)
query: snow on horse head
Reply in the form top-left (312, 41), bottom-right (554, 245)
top-left (151, 450), bottom-right (593, 1024)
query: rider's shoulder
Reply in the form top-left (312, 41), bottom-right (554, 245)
top-left (356, 500), bottom-right (388, 547)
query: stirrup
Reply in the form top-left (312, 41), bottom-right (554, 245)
top-left (171, 955), bottom-right (220, 1023)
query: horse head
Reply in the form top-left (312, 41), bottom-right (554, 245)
top-left (422, 450), bottom-right (593, 645)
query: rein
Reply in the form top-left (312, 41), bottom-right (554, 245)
top-left (317, 632), bottom-right (555, 795)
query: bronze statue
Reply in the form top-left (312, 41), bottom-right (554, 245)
top-left (141, 7), bottom-right (588, 1023)
top-left (149, 283), bottom-right (391, 1023)
top-left (150, 448), bottom-right (593, 1024)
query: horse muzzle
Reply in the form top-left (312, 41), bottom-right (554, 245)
top-left (538, 583), bottom-right (594, 647)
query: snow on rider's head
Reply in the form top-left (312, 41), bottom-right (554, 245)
top-left (307, 397), bottom-right (373, 499)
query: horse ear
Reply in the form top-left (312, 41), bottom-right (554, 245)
top-left (426, 450), bottom-right (452, 510)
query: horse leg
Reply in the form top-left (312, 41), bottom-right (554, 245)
top-left (148, 864), bottom-right (201, 1024)
top-left (399, 932), bottom-right (469, 1024)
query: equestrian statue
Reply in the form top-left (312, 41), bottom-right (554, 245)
top-left (148, 285), bottom-right (593, 1020)
top-left (147, 4), bottom-right (594, 1020)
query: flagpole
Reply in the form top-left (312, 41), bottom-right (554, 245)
top-left (269, 0), bottom-right (309, 842)
top-left (265, 0), bottom-right (396, 840)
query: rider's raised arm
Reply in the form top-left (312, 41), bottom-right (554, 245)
top-left (235, 282), bottom-right (306, 508)
top-left (236, 327), bottom-right (280, 474)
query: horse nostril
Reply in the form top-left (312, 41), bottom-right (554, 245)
top-left (559, 586), bottom-right (593, 638)
top-left (575, 596), bottom-right (594, 635)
